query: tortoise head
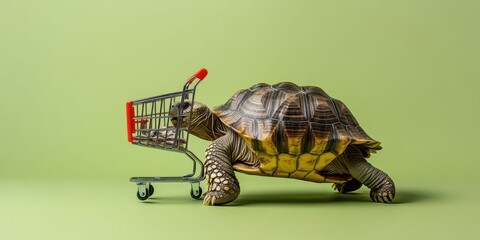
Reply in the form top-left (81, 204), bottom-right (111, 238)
top-left (169, 100), bottom-right (207, 128)
top-left (169, 100), bottom-right (227, 141)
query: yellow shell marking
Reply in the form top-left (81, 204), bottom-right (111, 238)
top-left (258, 134), bottom-right (279, 155)
top-left (255, 151), bottom-right (343, 183)
top-left (287, 137), bottom-right (302, 155)
top-left (297, 153), bottom-right (319, 171)
top-left (310, 136), bottom-right (328, 154)
top-left (276, 154), bottom-right (297, 173)
top-left (257, 152), bottom-right (277, 174)
top-left (289, 171), bottom-right (309, 179)
top-left (314, 152), bottom-right (337, 171)
top-left (304, 171), bottom-right (326, 183)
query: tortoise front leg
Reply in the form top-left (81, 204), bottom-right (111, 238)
top-left (203, 135), bottom-right (240, 206)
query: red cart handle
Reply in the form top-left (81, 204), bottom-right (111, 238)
top-left (195, 68), bottom-right (208, 80)
top-left (186, 68), bottom-right (208, 85)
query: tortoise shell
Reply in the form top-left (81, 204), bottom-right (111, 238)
top-left (213, 82), bottom-right (381, 181)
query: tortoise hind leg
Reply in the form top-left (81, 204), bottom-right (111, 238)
top-left (345, 158), bottom-right (396, 203)
top-left (331, 147), bottom-right (395, 203)
top-left (332, 178), bottom-right (362, 193)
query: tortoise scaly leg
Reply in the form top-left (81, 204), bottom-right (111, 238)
top-left (203, 136), bottom-right (240, 206)
top-left (345, 158), bottom-right (396, 203)
top-left (327, 147), bottom-right (395, 203)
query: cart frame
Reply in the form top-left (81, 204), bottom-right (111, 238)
top-left (126, 68), bottom-right (208, 201)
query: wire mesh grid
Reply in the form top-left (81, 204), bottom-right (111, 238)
top-left (129, 90), bottom-right (193, 151)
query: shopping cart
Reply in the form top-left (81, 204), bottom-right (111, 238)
top-left (125, 68), bottom-right (208, 201)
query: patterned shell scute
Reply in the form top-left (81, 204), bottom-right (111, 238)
top-left (213, 82), bottom-right (381, 158)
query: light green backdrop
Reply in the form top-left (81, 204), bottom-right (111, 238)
top-left (0, 0), bottom-right (478, 239)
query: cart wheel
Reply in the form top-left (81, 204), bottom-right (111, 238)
top-left (190, 186), bottom-right (202, 199)
top-left (149, 184), bottom-right (154, 196)
top-left (137, 188), bottom-right (150, 201)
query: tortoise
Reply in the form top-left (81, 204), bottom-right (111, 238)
top-left (169, 82), bottom-right (395, 205)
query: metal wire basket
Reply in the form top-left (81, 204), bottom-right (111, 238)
top-left (125, 68), bottom-right (208, 201)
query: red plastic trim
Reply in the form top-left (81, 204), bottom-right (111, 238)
top-left (195, 68), bottom-right (208, 81)
top-left (126, 101), bottom-right (134, 142)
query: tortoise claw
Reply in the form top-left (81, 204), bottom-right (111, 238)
top-left (371, 191), bottom-right (394, 203)
top-left (202, 187), bottom-right (238, 206)
top-left (203, 194), bottom-right (218, 206)
top-left (332, 179), bottom-right (363, 194)
top-left (369, 179), bottom-right (395, 203)
top-left (203, 195), bottom-right (212, 206)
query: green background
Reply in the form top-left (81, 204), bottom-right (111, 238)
top-left (1, 0), bottom-right (478, 239)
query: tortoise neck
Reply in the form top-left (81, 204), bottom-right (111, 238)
top-left (190, 109), bottom-right (228, 141)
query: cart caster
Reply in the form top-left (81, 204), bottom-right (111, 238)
top-left (137, 189), bottom-right (150, 201)
top-left (149, 184), bottom-right (154, 196)
top-left (190, 183), bottom-right (202, 200)
top-left (136, 183), bottom-right (153, 201)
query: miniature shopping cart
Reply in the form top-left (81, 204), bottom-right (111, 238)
top-left (125, 68), bottom-right (208, 201)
